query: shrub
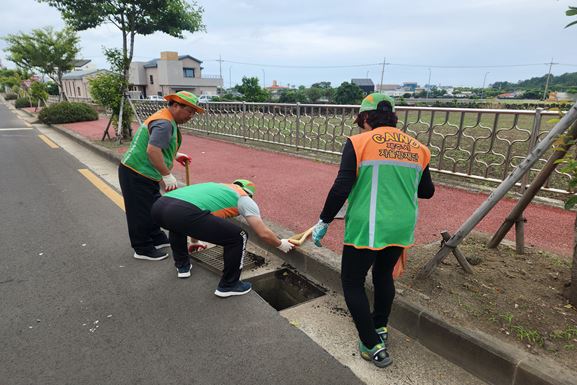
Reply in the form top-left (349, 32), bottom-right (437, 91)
top-left (4, 93), bottom-right (17, 100)
top-left (38, 102), bottom-right (98, 124)
top-left (14, 97), bottom-right (41, 109)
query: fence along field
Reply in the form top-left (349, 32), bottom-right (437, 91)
top-left (131, 100), bottom-right (569, 194)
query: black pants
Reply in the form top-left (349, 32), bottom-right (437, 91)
top-left (151, 196), bottom-right (248, 288)
top-left (341, 245), bottom-right (402, 349)
top-left (118, 164), bottom-right (168, 253)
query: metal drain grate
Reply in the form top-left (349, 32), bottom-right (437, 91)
top-left (190, 246), bottom-right (264, 274)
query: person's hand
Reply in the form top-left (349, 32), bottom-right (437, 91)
top-left (188, 240), bottom-right (207, 253)
top-left (162, 173), bottom-right (178, 191)
top-left (312, 220), bottom-right (329, 247)
top-left (175, 152), bottom-right (192, 166)
top-left (277, 239), bottom-right (295, 253)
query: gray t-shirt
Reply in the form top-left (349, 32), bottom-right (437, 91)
top-left (148, 120), bottom-right (173, 149)
top-left (238, 196), bottom-right (261, 217)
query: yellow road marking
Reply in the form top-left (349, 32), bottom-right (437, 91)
top-left (78, 169), bottom-right (125, 211)
top-left (38, 134), bottom-right (59, 149)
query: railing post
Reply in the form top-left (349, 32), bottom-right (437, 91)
top-left (204, 101), bottom-right (209, 134)
top-left (515, 108), bottom-right (542, 254)
top-left (296, 102), bottom-right (301, 151)
top-left (242, 102), bottom-right (247, 142)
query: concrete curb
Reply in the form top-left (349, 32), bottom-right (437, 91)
top-left (21, 107), bottom-right (577, 385)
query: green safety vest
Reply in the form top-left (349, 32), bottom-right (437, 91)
top-left (344, 126), bottom-right (431, 250)
top-left (164, 182), bottom-right (249, 218)
top-left (121, 108), bottom-right (181, 181)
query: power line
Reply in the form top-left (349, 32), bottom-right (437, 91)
top-left (205, 59), bottom-right (577, 70)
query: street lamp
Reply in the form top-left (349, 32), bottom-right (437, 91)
top-left (262, 69), bottom-right (266, 89)
top-left (229, 66), bottom-right (232, 89)
top-left (425, 68), bottom-right (432, 99)
top-left (481, 72), bottom-right (490, 99)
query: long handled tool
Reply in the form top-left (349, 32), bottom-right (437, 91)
top-left (185, 160), bottom-right (190, 186)
top-left (183, 160), bottom-right (207, 253)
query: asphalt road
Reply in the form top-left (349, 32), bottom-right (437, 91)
top-left (0, 103), bottom-right (362, 385)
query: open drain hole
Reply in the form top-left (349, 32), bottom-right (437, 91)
top-left (247, 268), bottom-right (326, 311)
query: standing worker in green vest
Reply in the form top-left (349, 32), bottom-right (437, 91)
top-left (312, 93), bottom-right (435, 368)
top-left (151, 179), bottom-right (295, 296)
top-left (119, 91), bottom-right (204, 261)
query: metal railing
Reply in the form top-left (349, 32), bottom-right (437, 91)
top-left (130, 100), bottom-right (573, 194)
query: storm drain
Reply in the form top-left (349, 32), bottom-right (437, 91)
top-left (191, 246), bottom-right (264, 274)
top-left (247, 268), bottom-right (326, 311)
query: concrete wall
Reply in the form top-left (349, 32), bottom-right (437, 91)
top-left (129, 62), bottom-right (147, 85)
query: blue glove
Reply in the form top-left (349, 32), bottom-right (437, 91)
top-left (312, 219), bottom-right (329, 247)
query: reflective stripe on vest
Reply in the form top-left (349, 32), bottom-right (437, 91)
top-left (345, 126), bottom-right (431, 249)
top-left (164, 182), bottom-right (248, 218)
top-left (121, 108), bottom-right (181, 181)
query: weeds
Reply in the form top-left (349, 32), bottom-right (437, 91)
top-left (551, 326), bottom-right (577, 341)
top-left (496, 313), bottom-right (545, 346)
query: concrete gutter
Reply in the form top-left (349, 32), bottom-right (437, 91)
top-left (21, 109), bottom-right (577, 385)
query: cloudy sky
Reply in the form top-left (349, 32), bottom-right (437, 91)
top-left (1, 0), bottom-right (576, 88)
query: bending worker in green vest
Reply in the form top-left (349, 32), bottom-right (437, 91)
top-left (312, 93), bottom-right (435, 368)
top-left (119, 91), bottom-right (204, 261)
top-left (151, 179), bottom-right (295, 297)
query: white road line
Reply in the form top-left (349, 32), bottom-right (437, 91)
top-left (0, 127), bottom-right (34, 131)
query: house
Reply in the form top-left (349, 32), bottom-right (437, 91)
top-left (351, 78), bottom-right (375, 94)
top-left (61, 69), bottom-right (109, 99)
top-left (402, 82), bottom-right (418, 92)
top-left (128, 51), bottom-right (223, 99)
top-left (71, 59), bottom-right (93, 71)
top-left (265, 80), bottom-right (290, 100)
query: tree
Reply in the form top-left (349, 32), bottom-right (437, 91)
top-left (566, 5), bottom-right (577, 28)
top-left (333, 82), bottom-right (364, 105)
top-left (311, 81), bottom-right (334, 101)
top-left (3, 27), bottom-right (79, 101)
top-left (305, 87), bottom-right (322, 103)
top-left (278, 88), bottom-right (307, 103)
top-left (557, 5), bottom-right (577, 306)
top-left (40, 0), bottom-right (205, 138)
top-left (29, 81), bottom-right (49, 105)
top-left (89, 71), bottom-right (128, 139)
top-left (235, 77), bottom-right (269, 102)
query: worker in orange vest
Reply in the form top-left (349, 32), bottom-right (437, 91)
top-left (119, 91), bottom-right (202, 261)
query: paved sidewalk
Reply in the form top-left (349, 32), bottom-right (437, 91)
top-left (52, 114), bottom-right (575, 258)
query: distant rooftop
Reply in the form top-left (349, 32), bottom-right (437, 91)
top-left (351, 78), bottom-right (374, 86)
top-left (71, 59), bottom-right (91, 68)
top-left (62, 69), bottom-right (107, 80)
top-left (143, 55), bottom-right (202, 68)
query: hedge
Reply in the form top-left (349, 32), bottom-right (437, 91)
top-left (4, 93), bottom-right (17, 101)
top-left (38, 102), bottom-right (98, 124)
top-left (15, 97), bottom-right (41, 109)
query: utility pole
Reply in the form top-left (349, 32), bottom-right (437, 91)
top-left (229, 66), bottom-right (232, 89)
top-left (426, 68), bottom-right (432, 99)
top-left (481, 72), bottom-right (490, 99)
top-left (262, 69), bottom-right (266, 89)
top-left (542, 58), bottom-right (558, 100)
top-left (379, 57), bottom-right (386, 92)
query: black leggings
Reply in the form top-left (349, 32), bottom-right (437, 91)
top-left (341, 245), bottom-right (402, 349)
top-left (151, 197), bottom-right (248, 288)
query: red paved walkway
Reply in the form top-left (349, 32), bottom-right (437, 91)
top-left (53, 114), bottom-right (575, 258)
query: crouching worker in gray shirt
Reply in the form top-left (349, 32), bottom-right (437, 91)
top-left (151, 179), bottom-right (296, 297)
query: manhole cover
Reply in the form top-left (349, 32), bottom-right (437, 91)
top-left (191, 246), bottom-right (264, 274)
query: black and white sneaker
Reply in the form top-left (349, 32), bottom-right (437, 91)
top-left (214, 281), bottom-right (252, 298)
top-left (177, 264), bottom-right (191, 278)
top-left (133, 249), bottom-right (168, 261)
